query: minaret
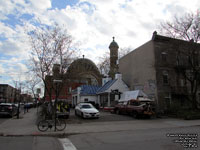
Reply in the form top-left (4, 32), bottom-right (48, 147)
top-left (108, 37), bottom-right (119, 79)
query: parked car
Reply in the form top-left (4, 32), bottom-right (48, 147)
top-left (0, 103), bottom-right (18, 117)
top-left (75, 103), bottom-right (100, 119)
top-left (114, 99), bottom-right (155, 118)
top-left (14, 103), bottom-right (22, 114)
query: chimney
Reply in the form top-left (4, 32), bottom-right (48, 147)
top-left (53, 64), bottom-right (60, 77)
top-left (115, 72), bottom-right (122, 80)
top-left (102, 76), bottom-right (112, 86)
top-left (152, 31), bottom-right (157, 40)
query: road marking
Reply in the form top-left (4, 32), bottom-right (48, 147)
top-left (59, 138), bottom-right (77, 150)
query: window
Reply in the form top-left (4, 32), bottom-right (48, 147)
top-left (84, 98), bottom-right (88, 102)
top-left (161, 52), bottom-right (167, 62)
top-left (130, 101), bottom-right (139, 106)
top-left (163, 71), bottom-right (169, 84)
top-left (193, 54), bottom-right (199, 66)
top-left (164, 93), bottom-right (171, 109)
top-left (180, 79), bottom-right (184, 87)
top-left (68, 87), bottom-right (72, 93)
top-left (198, 93), bottom-right (200, 103)
top-left (176, 55), bottom-right (180, 66)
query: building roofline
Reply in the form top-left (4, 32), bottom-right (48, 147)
top-left (120, 31), bottom-right (200, 62)
top-left (96, 79), bottom-right (117, 94)
top-left (152, 31), bottom-right (200, 46)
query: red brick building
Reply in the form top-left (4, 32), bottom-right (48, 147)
top-left (44, 58), bottom-right (102, 103)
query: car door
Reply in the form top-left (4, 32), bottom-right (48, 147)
top-left (76, 104), bottom-right (81, 116)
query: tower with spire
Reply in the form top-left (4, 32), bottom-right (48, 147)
top-left (108, 37), bottom-right (119, 79)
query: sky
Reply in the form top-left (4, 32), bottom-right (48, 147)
top-left (0, 0), bottom-right (200, 88)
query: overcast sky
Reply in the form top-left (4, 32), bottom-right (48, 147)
top-left (0, 0), bottom-right (200, 86)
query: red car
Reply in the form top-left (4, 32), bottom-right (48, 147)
top-left (114, 99), bottom-right (155, 118)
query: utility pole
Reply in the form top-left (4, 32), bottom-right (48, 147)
top-left (17, 83), bottom-right (22, 119)
top-left (36, 88), bottom-right (41, 114)
top-left (53, 79), bottom-right (62, 132)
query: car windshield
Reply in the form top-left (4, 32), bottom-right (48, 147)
top-left (81, 104), bottom-right (92, 109)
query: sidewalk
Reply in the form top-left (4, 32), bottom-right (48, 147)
top-left (0, 107), bottom-right (199, 136)
top-left (0, 108), bottom-right (39, 136)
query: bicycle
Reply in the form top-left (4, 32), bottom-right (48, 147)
top-left (37, 118), bottom-right (66, 132)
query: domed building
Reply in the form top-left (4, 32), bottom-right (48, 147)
top-left (67, 57), bottom-right (102, 85)
top-left (44, 37), bottom-right (120, 105)
top-left (44, 56), bottom-right (102, 102)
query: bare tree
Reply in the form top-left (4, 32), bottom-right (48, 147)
top-left (119, 47), bottom-right (132, 58)
top-left (159, 10), bottom-right (200, 110)
top-left (12, 79), bottom-right (24, 118)
top-left (98, 47), bottom-right (132, 76)
top-left (28, 23), bottom-right (78, 120)
top-left (24, 74), bottom-right (41, 103)
top-left (97, 52), bottom-right (110, 75)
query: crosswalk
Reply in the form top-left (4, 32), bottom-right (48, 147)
top-left (59, 138), bottom-right (77, 150)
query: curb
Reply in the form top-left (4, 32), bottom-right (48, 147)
top-left (0, 132), bottom-right (79, 137)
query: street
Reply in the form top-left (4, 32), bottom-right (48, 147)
top-left (0, 108), bottom-right (199, 150)
top-left (67, 126), bottom-right (199, 150)
top-left (67, 109), bottom-right (136, 124)
top-left (0, 125), bottom-right (198, 150)
top-left (0, 136), bottom-right (63, 150)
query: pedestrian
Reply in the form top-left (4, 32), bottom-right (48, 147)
top-left (24, 103), bottom-right (26, 114)
top-left (62, 102), bottom-right (70, 112)
top-left (47, 102), bottom-right (52, 119)
top-left (26, 103), bottom-right (29, 112)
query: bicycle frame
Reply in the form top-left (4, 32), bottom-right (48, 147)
top-left (37, 118), bottom-right (66, 132)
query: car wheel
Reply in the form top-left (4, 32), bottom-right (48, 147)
top-left (75, 110), bottom-right (78, 116)
top-left (132, 111), bottom-right (138, 119)
top-left (81, 112), bottom-right (85, 118)
top-left (10, 112), bottom-right (14, 118)
top-left (116, 109), bottom-right (121, 115)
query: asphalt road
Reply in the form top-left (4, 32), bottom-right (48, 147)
top-left (0, 136), bottom-right (63, 150)
top-left (67, 109), bottom-right (142, 124)
top-left (67, 126), bottom-right (199, 150)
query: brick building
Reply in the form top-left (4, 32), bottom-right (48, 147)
top-left (119, 31), bottom-right (200, 112)
top-left (44, 57), bottom-right (102, 103)
top-left (0, 84), bottom-right (20, 103)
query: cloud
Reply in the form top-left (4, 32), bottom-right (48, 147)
top-left (29, 0), bottom-right (51, 10)
top-left (0, 63), bottom-right (5, 74)
top-left (0, 40), bottom-right (21, 55)
top-left (0, 0), bottom-right (200, 83)
top-left (0, 57), bottom-right (28, 82)
top-left (0, 22), bottom-right (30, 59)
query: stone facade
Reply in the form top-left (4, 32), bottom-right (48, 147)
top-left (119, 32), bottom-right (200, 112)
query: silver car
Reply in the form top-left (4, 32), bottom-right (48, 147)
top-left (75, 103), bottom-right (100, 119)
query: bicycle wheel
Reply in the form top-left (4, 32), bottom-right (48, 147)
top-left (37, 120), bottom-right (49, 132)
top-left (56, 119), bottom-right (66, 131)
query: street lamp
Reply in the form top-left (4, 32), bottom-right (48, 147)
top-left (53, 79), bottom-right (62, 131)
